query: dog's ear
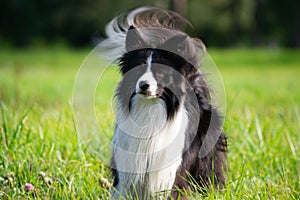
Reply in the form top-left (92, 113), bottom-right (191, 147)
top-left (159, 34), bottom-right (187, 54)
top-left (126, 26), bottom-right (147, 52)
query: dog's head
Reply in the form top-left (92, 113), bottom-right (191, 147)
top-left (116, 26), bottom-right (202, 119)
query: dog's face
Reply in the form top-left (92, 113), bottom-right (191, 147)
top-left (120, 49), bottom-right (185, 97)
top-left (116, 27), bottom-right (197, 119)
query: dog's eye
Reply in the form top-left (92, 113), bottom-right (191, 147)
top-left (156, 71), bottom-right (165, 79)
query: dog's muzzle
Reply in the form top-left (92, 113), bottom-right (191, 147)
top-left (136, 80), bottom-right (159, 98)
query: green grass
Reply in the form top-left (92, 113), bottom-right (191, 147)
top-left (0, 47), bottom-right (299, 199)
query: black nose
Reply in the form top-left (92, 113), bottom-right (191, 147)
top-left (139, 81), bottom-right (149, 92)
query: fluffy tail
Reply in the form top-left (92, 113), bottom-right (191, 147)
top-left (105, 6), bottom-right (190, 38)
top-left (99, 7), bottom-right (205, 66)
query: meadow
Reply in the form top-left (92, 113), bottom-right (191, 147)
top-left (0, 47), bottom-right (299, 199)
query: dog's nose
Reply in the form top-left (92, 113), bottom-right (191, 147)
top-left (139, 81), bottom-right (150, 92)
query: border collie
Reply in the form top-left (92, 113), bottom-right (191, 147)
top-left (105, 7), bottom-right (227, 199)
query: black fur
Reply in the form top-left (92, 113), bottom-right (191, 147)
top-left (172, 77), bottom-right (227, 199)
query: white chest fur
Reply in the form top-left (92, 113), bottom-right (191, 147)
top-left (112, 96), bottom-right (188, 199)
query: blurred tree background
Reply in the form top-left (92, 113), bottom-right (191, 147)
top-left (0, 0), bottom-right (299, 48)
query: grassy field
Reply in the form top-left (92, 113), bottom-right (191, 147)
top-left (0, 47), bottom-right (299, 199)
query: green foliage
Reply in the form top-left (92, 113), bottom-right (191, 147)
top-left (0, 0), bottom-right (299, 47)
top-left (0, 47), bottom-right (299, 199)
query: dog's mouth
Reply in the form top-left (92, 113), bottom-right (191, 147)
top-left (136, 89), bottom-right (160, 99)
top-left (136, 84), bottom-right (163, 99)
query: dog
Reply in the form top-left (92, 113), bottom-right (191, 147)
top-left (104, 7), bottom-right (227, 199)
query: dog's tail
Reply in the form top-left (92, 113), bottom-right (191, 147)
top-left (100, 7), bottom-right (205, 66)
top-left (105, 6), bottom-right (190, 38)
top-left (99, 7), bottom-right (192, 61)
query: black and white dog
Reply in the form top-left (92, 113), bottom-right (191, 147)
top-left (105, 7), bottom-right (227, 199)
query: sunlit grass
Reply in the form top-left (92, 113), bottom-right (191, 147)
top-left (0, 47), bottom-right (299, 199)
